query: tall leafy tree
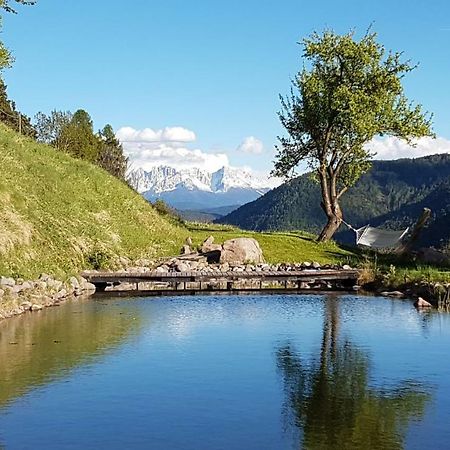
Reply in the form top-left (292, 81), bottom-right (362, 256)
top-left (34, 110), bottom-right (73, 148)
top-left (35, 112), bottom-right (128, 180)
top-left (59, 109), bottom-right (100, 162)
top-left (97, 124), bottom-right (128, 180)
top-left (273, 30), bottom-right (433, 241)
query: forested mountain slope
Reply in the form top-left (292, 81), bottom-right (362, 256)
top-left (218, 154), bottom-right (450, 248)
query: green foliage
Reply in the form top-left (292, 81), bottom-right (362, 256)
top-left (59, 109), bottom-right (99, 162)
top-left (97, 124), bottom-right (128, 180)
top-left (0, 27), bottom-right (12, 70)
top-left (0, 0), bottom-right (35, 13)
top-left (273, 29), bottom-right (433, 240)
top-left (34, 110), bottom-right (72, 147)
top-left (0, 79), bottom-right (36, 137)
top-left (35, 111), bottom-right (128, 180)
top-left (152, 199), bottom-right (185, 226)
top-left (85, 246), bottom-right (112, 270)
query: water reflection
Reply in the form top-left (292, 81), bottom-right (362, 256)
top-left (276, 296), bottom-right (431, 449)
top-left (0, 298), bottom-right (140, 408)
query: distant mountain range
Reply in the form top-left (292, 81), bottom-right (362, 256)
top-left (127, 165), bottom-right (281, 212)
top-left (217, 154), bottom-right (450, 249)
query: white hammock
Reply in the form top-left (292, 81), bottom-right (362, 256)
top-left (344, 222), bottom-right (409, 250)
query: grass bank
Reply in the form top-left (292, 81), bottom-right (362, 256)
top-left (187, 223), bottom-right (356, 265)
top-left (0, 124), bottom-right (188, 279)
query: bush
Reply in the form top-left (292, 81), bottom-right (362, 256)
top-left (85, 247), bottom-right (112, 270)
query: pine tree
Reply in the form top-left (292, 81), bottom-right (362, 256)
top-left (97, 124), bottom-right (128, 180)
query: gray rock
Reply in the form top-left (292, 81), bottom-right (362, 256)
top-left (342, 264), bottom-right (352, 270)
top-left (0, 276), bottom-right (15, 287)
top-left (83, 282), bottom-right (96, 292)
top-left (31, 304), bottom-right (43, 311)
top-left (39, 273), bottom-right (52, 282)
top-left (175, 262), bottom-right (190, 273)
top-left (69, 276), bottom-right (80, 290)
top-left (20, 281), bottom-right (34, 291)
top-left (11, 285), bottom-right (24, 294)
top-left (47, 279), bottom-right (63, 291)
top-left (189, 261), bottom-right (200, 270)
top-left (201, 236), bottom-right (222, 253)
top-left (118, 256), bottom-right (131, 267)
top-left (55, 288), bottom-right (68, 299)
top-left (312, 261), bottom-right (321, 269)
top-left (414, 297), bottom-right (432, 308)
top-left (21, 301), bottom-right (32, 310)
top-left (35, 281), bottom-right (47, 290)
top-left (220, 238), bottom-right (264, 265)
top-left (181, 244), bottom-right (192, 255)
top-left (380, 290), bottom-right (405, 298)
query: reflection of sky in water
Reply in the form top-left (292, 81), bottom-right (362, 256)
top-left (0, 294), bottom-right (449, 450)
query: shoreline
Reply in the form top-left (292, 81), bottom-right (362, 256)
top-left (1, 259), bottom-right (449, 320)
top-left (0, 275), bottom-right (96, 320)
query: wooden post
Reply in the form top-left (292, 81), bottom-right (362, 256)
top-left (397, 208), bottom-right (431, 254)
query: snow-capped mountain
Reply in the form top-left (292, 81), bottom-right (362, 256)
top-left (127, 165), bottom-right (281, 211)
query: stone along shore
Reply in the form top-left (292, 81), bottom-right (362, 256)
top-left (0, 275), bottom-right (96, 320)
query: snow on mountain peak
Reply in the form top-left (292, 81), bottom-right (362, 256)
top-left (127, 165), bottom-right (281, 195)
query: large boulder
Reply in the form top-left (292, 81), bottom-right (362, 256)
top-left (220, 238), bottom-right (264, 265)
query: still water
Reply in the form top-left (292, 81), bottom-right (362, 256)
top-left (0, 294), bottom-right (449, 449)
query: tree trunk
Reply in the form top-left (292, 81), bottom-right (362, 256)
top-left (317, 213), bottom-right (342, 242)
top-left (396, 207), bottom-right (432, 254)
top-left (316, 169), bottom-right (343, 242)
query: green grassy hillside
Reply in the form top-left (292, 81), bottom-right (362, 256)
top-left (188, 224), bottom-right (355, 265)
top-left (0, 125), bottom-right (355, 279)
top-left (0, 124), bottom-right (189, 278)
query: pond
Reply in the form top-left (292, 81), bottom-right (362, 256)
top-left (0, 294), bottom-right (449, 449)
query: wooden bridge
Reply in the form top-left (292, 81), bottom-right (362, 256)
top-left (81, 268), bottom-right (360, 295)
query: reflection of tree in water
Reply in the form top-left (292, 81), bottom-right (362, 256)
top-left (277, 296), bottom-right (431, 450)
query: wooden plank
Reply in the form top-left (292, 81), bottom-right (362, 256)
top-left (82, 269), bottom-right (359, 289)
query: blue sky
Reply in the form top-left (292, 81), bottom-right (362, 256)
top-left (3, 0), bottom-right (450, 172)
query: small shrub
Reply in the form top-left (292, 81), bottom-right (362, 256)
top-left (85, 247), bottom-right (112, 270)
top-left (153, 200), bottom-right (185, 225)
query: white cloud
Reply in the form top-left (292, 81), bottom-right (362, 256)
top-left (237, 136), bottom-right (264, 154)
top-left (117, 126), bottom-right (229, 172)
top-left (366, 136), bottom-right (450, 160)
top-left (116, 126), bottom-right (196, 144)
